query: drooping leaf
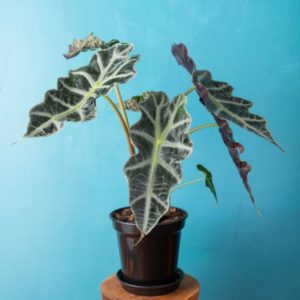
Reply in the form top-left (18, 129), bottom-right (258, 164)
top-left (25, 43), bottom-right (139, 137)
top-left (171, 43), bottom-right (282, 204)
top-left (196, 164), bottom-right (218, 203)
top-left (63, 33), bottom-right (119, 59)
top-left (124, 92), bottom-right (192, 236)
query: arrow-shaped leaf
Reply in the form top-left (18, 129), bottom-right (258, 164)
top-left (192, 70), bottom-right (283, 151)
top-left (25, 43), bottom-right (139, 137)
top-left (124, 92), bottom-right (192, 236)
top-left (196, 164), bottom-right (218, 203)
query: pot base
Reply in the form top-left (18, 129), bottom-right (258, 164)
top-left (116, 268), bottom-right (184, 296)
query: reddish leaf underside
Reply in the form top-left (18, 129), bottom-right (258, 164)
top-left (171, 43), bottom-right (196, 74)
top-left (213, 116), bottom-right (254, 203)
top-left (195, 78), bottom-right (255, 203)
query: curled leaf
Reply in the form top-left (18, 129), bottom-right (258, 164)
top-left (124, 92), bottom-right (192, 236)
top-left (123, 95), bottom-right (144, 111)
top-left (196, 164), bottom-right (218, 203)
top-left (171, 43), bottom-right (196, 74)
top-left (25, 43), bottom-right (139, 137)
top-left (63, 33), bottom-right (119, 59)
top-left (214, 116), bottom-right (254, 203)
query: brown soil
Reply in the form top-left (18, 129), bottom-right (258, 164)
top-left (113, 207), bottom-right (186, 224)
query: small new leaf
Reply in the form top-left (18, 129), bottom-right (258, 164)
top-left (124, 95), bottom-right (144, 111)
top-left (196, 164), bottom-right (218, 203)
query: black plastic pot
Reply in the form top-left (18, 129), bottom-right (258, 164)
top-left (110, 207), bottom-right (187, 296)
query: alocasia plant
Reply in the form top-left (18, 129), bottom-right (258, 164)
top-left (23, 34), bottom-right (282, 237)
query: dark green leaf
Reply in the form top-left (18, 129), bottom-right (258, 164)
top-left (25, 43), bottom-right (139, 137)
top-left (196, 164), bottom-right (218, 203)
top-left (124, 92), bottom-right (192, 236)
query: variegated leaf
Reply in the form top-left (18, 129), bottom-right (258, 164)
top-left (124, 92), bottom-right (192, 236)
top-left (25, 43), bottom-right (139, 137)
top-left (172, 43), bottom-right (282, 150)
top-left (192, 70), bottom-right (283, 151)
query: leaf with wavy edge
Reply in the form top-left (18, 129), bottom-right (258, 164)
top-left (124, 92), bottom-right (192, 236)
top-left (171, 43), bottom-right (283, 204)
top-left (171, 43), bottom-right (196, 74)
top-left (25, 43), bottom-right (139, 137)
top-left (192, 70), bottom-right (284, 151)
top-left (214, 116), bottom-right (255, 202)
top-left (172, 43), bottom-right (282, 151)
top-left (63, 33), bottom-right (119, 59)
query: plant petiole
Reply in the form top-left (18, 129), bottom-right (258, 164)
top-left (189, 123), bottom-right (217, 135)
top-left (183, 85), bottom-right (196, 96)
top-left (171, 178), bottom-right (203, 193)
top-left (103, 95), bottom-right (135, 156)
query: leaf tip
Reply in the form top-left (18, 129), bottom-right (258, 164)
top-left (63, 52), bottom-right (74, 60)
top-left (133, 232), bottom-right (145, 247)
top-left (11, 136), bottom-right (25, 146)
top-left (255, 205), bottom-right (262, 217)
top-left (275, 142), bottom-right (285, 153)
top-left (171, 42), bottom-right (195, 74)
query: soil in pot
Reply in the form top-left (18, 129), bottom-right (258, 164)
top-left (113, 207), bottom-right (185, 224)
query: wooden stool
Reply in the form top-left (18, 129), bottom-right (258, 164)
top-left (101, 274), bottom-right (200, 300)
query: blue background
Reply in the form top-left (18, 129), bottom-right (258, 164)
top-left (0, 1), bottom-right (299, 299)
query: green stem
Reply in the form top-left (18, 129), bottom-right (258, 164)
top-left (114, 83), bottom-right (130, 129)
top-left (171, 178), bottom-right (203, 193)
top-left (103, 95), bottom-right (135, 156)
top-left (183, 85), bottom-right (196, 96)
top-left (189, 123), bottom-right (218, 135)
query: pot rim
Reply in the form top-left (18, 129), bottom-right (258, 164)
top-left (110, 206), bottom-right (188, 227)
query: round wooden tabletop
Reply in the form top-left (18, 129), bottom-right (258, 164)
top-left (101, 274), bottom-right (200, 300)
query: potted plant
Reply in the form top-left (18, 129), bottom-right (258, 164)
top-left (23, 33), bottom-right (282, 296)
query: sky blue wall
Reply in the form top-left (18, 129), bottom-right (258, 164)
top-left (0, 0), bottom-right (299, 299)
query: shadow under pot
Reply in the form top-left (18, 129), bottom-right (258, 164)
top-left (110, 206), bottom-right (187, 296)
